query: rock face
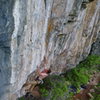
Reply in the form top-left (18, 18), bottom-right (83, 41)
top-left (0, 0), bottom-right (100, 99)
top-left (90, 32), bottom-right (100, 55)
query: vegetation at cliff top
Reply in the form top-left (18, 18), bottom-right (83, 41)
top-left (19, 55), bottom-right (100, 100)
top-left (39, 55), bottom-right (100, 100)
top-left (90, 83), bottom-right (100, 100)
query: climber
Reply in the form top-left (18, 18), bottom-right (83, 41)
top-left (35, 66), bottom-right (51, 84)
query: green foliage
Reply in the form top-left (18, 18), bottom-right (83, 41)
top-left (39, 88), bottom-right (49, 97)
top-left (18, 97), bottom-right (25, 100)
top-left (39, 75), bottom-right (69, 100)
top-left (90, 83), bottom-right (100, 100)
top-left (65, 67), bottom-right (89, 88)
top-left (50, 81), bottom-right (68, 100)
top-left (18, 55), bottom-right (100, 100)
top-left (77, 55), bottom-right (100, 68)
top-left (65, 55), bottom-right (100, 88)
top-left (38, 55), bottom-right (100, 100)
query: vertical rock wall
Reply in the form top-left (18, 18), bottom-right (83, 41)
top-left (90, 31), bottom-right (100, 55)
top-left (0, 0), bottom-right (14, 99)
top-left (0, 0), bottom-right (53, 99)
top-left (46, 0), bottom-right (100, 73)
top-left (0, 0), bottom-right (100, 99)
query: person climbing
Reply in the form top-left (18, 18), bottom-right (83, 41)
top-left (35, 66), bottom-right (51, 84)
top-left (21, 67), bottom-right (51, 95)
top-left (21, 56), bottom-right (51, 96)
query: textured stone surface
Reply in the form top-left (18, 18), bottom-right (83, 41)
top-left (46, 0), bottom-right (100, 73)
top-left (0, 0), bottom-right (14, 99)
top-left (0, 0), bottom-right (100, 99)
top-left (90, 32), bottom-right (100, 55)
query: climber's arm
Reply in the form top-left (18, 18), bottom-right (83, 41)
top-left (39, 73), bottom-right (48, 80)
top-left (40, 72), bottom-right (48, 77)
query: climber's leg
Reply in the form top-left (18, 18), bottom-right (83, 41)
top-left (35, 76), bottom-right (44, 84)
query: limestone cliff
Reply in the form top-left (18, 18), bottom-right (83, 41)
top-left (0, 0), bottom-right (100, 100)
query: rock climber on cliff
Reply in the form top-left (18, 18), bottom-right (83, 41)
top-left (21, 66), bottom-right (51, 95)
top-left (35, 66), bottom-right (51, 84)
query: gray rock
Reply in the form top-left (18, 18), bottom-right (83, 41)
top-left (90, 32), bottom-right (100, 55)
top-left (0, 0), bottom-right (100, 99)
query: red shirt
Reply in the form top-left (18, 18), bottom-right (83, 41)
top-left (41, 69), bottom-right (49, 73)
